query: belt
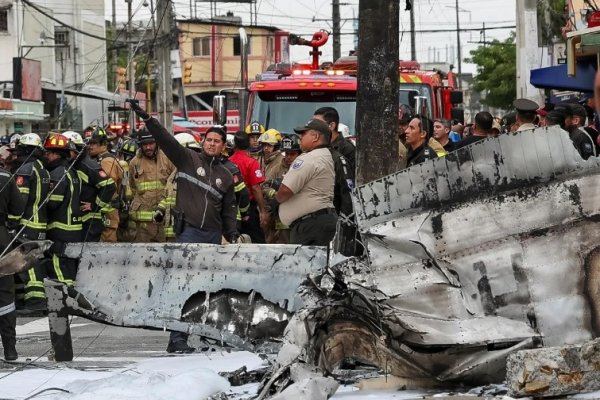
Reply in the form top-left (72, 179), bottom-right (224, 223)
top-left (290, 208), bottom-right (336, 228)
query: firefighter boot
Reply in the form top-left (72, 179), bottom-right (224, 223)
top-left (0, 311), bottom-right (17, 361)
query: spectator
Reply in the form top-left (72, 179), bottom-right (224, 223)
top-left (513, 98), bottom-right (539, 132)
top-left (433, 118), bottom-right (456, 152)
top-left (405, 116), bottom-right (438, 167)
top-left (457, 111), bottom-right (493, 148)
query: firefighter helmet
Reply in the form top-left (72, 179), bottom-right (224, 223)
top-left (63, 131), bottom-right (85, 151)
top-left (119, 139), bottom-right (139, 160)
top-left (281, 134), bottom-right (301, 153)
top-left (258, 128), bottom-right (282, 145)
top-left (175, 132), bottom-right (201, 149)
top-left (245, 121), bottom-right (265, 136)
top-left (17, 133), bottom-right (41, 148)
top-left (86, 127), bottom-right (109, 144)
top-left (43, 134), bottom-right (70, 151)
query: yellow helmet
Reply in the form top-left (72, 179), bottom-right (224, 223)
top-left (245, 121), bottom-right (265, 136)
top-left (258, 128), bottom-right (282, 145)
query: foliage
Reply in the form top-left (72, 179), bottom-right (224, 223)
top-left (465, 33), bottom-right (516, 110)
top-left (537, 0), bottom-right (566, 45)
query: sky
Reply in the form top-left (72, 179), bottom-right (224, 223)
top-left (105, 0), bottom-right (517, 74)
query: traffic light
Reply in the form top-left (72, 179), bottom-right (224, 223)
top-left (183, 62), bottom-right (192, 84)
top-left (115, 67), bottom-right (127, 91)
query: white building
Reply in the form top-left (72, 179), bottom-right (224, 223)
top-left (0, 0), bottom-right (124, 134)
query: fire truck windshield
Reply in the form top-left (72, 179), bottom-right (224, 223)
top-left (399, 84), bottom-right (433, 119)
top-left (251, 90), bottom-right (357, 136)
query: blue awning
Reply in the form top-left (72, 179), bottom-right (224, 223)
top-left (530, 62), bottom-right (596, 92)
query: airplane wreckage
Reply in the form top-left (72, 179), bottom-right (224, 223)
top-left (8, 125), bottom-right (600, 398)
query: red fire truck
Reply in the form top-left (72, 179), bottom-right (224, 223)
top-left (215, 31), bottom-right (464, 136)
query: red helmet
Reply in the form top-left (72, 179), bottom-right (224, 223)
top-left (43, 134), bottom-right (70, 151)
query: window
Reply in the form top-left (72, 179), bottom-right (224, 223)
top-left (192, 37), bottom-right (210, 56)
top-left (0, 10), bottom-right (7, 32)
top-left (54, 29), bottom-right (69, 46)
top-left (233, 36), bottom-right (251, 56)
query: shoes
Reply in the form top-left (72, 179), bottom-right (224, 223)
top-left (166, 341), bottom-right (195, 354)
top-left (3, 345), bottom-right (17, 361)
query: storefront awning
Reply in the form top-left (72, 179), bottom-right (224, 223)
top-left (173, 116), bottom-right (202, 133)
top-left (530, 62), bottom-right (596, 92)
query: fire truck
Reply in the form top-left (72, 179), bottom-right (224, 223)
top-left (215, 30), bottom-right (464, 135)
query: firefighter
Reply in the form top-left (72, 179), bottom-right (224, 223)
top-left (9, 133), bottom-right (50, 311)
top-left (0, 162), bottom-right (26, 360)
top-left (42, 134), bottom-right (83, 291)
top-left (129, 128), bottom-right (175, 243)
top-left (63, 131), bottom-right (116, 242)
top-left (116, 139), bottom-right (139, 242)
top-left (263, 134), bottom-right (302, 244)
top-left (257, 128), bottom-right (285, 181)
top-left (86, 128), bottom-right (124, 242)
top-left (245, 121), bottom-right (265, 160)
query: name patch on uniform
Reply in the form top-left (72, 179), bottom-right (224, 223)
top-left (197, 167), bottom-right (206, 177)
top-left (15, 176), bottom-right (24, 186)
top-left (255, 170), bottom-right (263, 178)
top-left (292, 159), bottom-right (304, 170)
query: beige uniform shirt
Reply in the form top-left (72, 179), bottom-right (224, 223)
top-left (516, 123), bottom-right (537, 132)
top-left (279, 148), bottom-right (335, 226)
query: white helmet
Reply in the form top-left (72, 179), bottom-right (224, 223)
top-left (17, 133), bottom-right (41, 148)
top-left (62, 131), bottom-right (85, 146)
top-left (338, 123), bottom-right (351, 138)
top-left (174, 132), bottom-right (201, 149)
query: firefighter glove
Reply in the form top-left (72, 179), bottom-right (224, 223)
top-left (127, 99), bottom-right (151, 121)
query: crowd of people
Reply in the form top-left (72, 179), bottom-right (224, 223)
top-left (0, 94), bottom-right (593, 359)
top-left (397, 96), bottom-right (600, 168)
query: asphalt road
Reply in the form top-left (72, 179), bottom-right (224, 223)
top-left (2, 315), bottom-right (173, 371)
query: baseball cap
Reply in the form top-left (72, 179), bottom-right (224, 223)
top-left (293, 119), bottom-right (331, 137)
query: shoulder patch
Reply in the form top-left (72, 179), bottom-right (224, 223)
top-left (292, 159), bottom-right (304, 170)
top-left (255, 170), bottom-right (263, 178)
top-left (15, 176), bottom-right (24, 186)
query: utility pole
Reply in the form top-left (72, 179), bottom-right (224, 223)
top-left (410, 3), bottom-right (416, 60)
top-left (111, 0), bottom-right (117, 92)
top-left (156, 0), bottom-right (173, 132)
top-left (356, 0), bottom-right (400, 185)
top-left (126, 0), bottom-right (135, 133)
top-left (455, 0), bottom-right (462, 88)
top-left (332, 0), bottom-right (341, 62)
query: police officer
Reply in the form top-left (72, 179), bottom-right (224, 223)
top-left (274, 119), bottom-right (337, 246)
top-left (9, 133), bottom-right (50, 310)
top-left (63, 131), bottom-right (116, 242)
top-left (513, 98), bottom-right (539, 132)
top-left (0, 164), bottom-right (26, 360)
top-left (130, 102), bottom-right (239, 353)
top-left (87, 128), bottom-right (124, 242)
top-left (128, 128), bottom-right (175, 243)
top-left (42, 134), bottom-right (83, 291)
top-left (313, 107), bottom-right (356, 172)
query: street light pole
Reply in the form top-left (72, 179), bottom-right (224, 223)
top-left (455, 0), bottom-right (462, 88)
top-left (126, 0), bottom-right (135, 133)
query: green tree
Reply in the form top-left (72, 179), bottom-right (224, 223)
top-left (465, 33), bottom-right (516, 110)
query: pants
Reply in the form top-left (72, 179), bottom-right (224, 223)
top-left (290, 211), bottom-right (337, 246)
top-left (25, 253), bottom-right (77, 302)
top-left (134, 221), bottom-right (165, 243)
top-left (170, 225), bottom-right (221, 345)
top-left (241, 201), bottom-right (265, 244)
top-left (0, 227), bottom-right (16, 350)
top-left (82, 218), bottom-right (103, 242)
top-left (101, 209), bottom-right (119, 242)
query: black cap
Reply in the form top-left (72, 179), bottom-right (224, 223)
top-left (513, 98), bottom-right (539, 113)
top-left (293, 119), bottom-right (331, 137)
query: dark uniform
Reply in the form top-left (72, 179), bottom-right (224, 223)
top-left (221, 158), bottom-right (250, 227)
top-left (10, 141), bottom-right (50, 307)
top-left (331, 134), bottom-right (356, 173)
top-left (76, 155), bottom-right (116, 242)
top-left (141, 116), bottom-right (238, 354)
top-left (42, 135), bottom-right (83, 290)
top-left (406, 143), bottom-right (438, 167)
top-left (0, 168), bottom-right (26, 360)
